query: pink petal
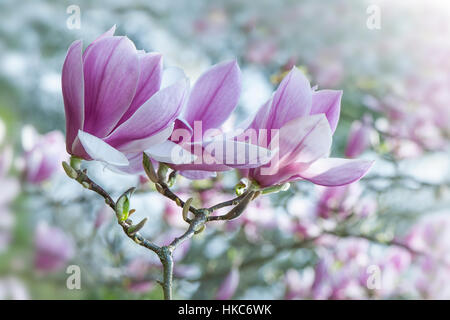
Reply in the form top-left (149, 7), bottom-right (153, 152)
top-left (145, 140), bottom-right (197, 165)
top-left (247, 97), bottom-right (273, 130)
top-left (202, 137), bottom-right (274, 169)
top-left (116, 52), bottom-right (163, 126)
top-left (104, 79), bottom-right (188, 152)
top-left (298, 158), bottom-right (374, 186)
top-left (112, 125), bottom-right (174, 155)
top-left (170, 136), bottom-right (274, 173)
top-left (62, 40), bottom-right (85, 153)
top-left (266, 67), bottom-right (312, 130)
top-left (110, 152), bottom-right (145, 175)
top-left (179, 170), bottom-right (217, 180)
top-left (248, 115), bottom-right (332, 185)
top-left (160, 66), bottom-right (187, 89)
top-left (216, 268), bottom-right (240, 300)
top-left (173, 118), bottom-right (193, 136)
top-left (172, 162), bottom-right (232, 172)
top-left (275, 114), bottom-right (332, 167)
top-left (183, 60), bottom-right (241, 133)
top-left (345, 119), bottom-right (372, 158)
top-left (77, 130), bottom-right (129, 166)
top-left (82, 25), bottom-right (116, 60)
top-left (310, 90), bottom-right (342, 133)
top-left (82, 36), bottom-right (139, 138)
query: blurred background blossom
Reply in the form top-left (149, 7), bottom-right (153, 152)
top-left (0, 0), bottom-right (449, 299)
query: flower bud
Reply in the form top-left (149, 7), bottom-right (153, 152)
top-left (142, 153), bottom-right (158, 183)
top-left (128, 217), bottom-right (148, 236)
top-left (115, 188), bottom-right (135, 222)
top-left (62, 161), bottom-right (78, 180)
top-left (222, 191), bottom-right (254, 220)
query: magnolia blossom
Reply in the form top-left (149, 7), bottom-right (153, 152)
top-left (308, 48), bottom-right (344, 88)
top-left (240, 67), bottom-right (373, 187)
top-left (146, 60), bottom-right (271, 179)
top-left (316, 183), bottom-right (376, 221)
top-left (62, 26), bottom-right (188, 169)
top-left (34, 222), bottom-right (75, 272)
top-left (22, 126), bottom-right (67, 184)
top-left (306, 236), bottom-right (411, 299)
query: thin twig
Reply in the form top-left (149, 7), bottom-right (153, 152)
top-left (74, 169), bottom-right (161, 254)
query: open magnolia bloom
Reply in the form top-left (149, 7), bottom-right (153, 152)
top-left (62, 26), bottom-right (188, 169)
top-left (145, 60), bottom-right (274, 179)
top-left (240, 67), bottom-right (373, 188)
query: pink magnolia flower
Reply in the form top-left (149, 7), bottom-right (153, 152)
top-left (34, 222), bottom-right (75, 272)
top-left (21, 126), bottom-right (67, 184)
top-left (62, 26), bottom-right (188, 169)
top-left (316, 184), bottom-right (362, 220)
top-left (315, 182), bottom-right (376, 221)
top-left (345, 116), bottom-right (373, 158)
top-left (145, 60), bottom-right (272, 179)
top-left (240, 67), bottom-right (373, 188)
top-left (308, 48), bottom-right (344, 88)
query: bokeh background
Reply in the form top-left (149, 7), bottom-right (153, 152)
top-left (0, 0), bottom-right (449, 299)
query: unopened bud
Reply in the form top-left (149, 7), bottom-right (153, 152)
top-left (183, 198), bottom-right (194, 222)
top-left (62, 161), bottom-right (78, 179)
top-left (128, 217), bottom-right (148, 236)
top-left (143, 153), bottom-right (159, 183)
top-left (157, 163), bottom-right (169, 182)
top-left (223, 191), bottom-right (254, 220)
